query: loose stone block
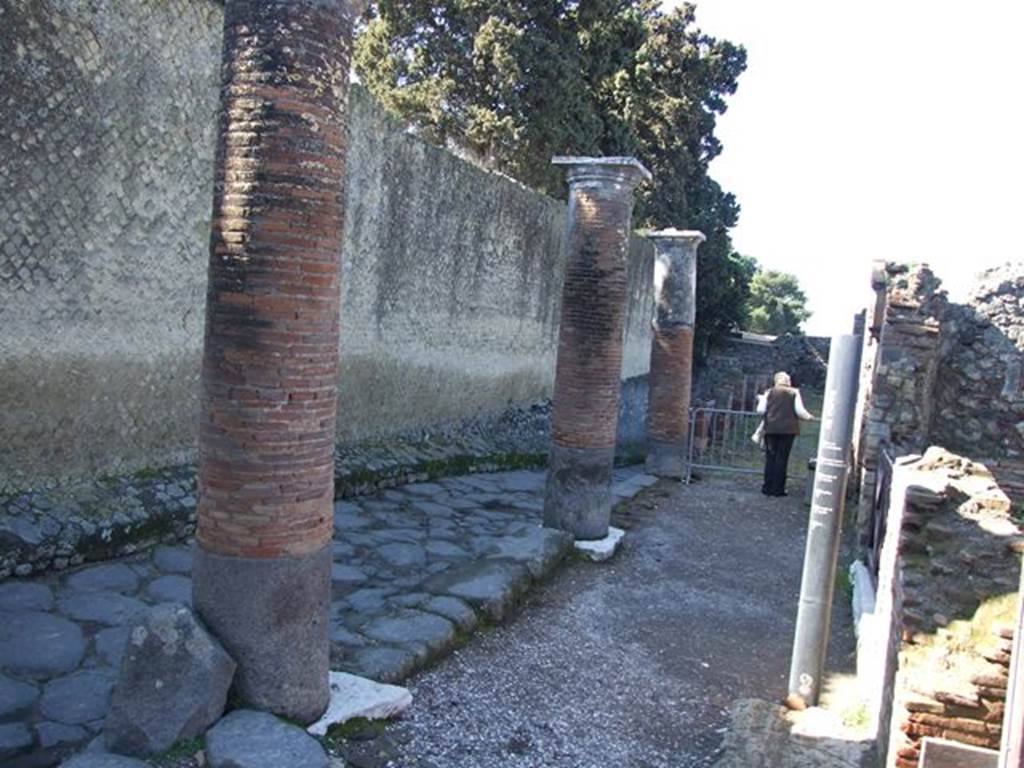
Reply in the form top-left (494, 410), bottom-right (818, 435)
top-left (543, 156), bottom-right (651, 540)
top-left (103, 605), bottom-right (236, 756)
top-left (205, 710), bottom-right (329, 768)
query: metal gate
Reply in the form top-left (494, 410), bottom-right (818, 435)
top-left (685, 406), bottom-right (817, 484)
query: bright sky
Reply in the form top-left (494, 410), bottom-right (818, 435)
top-left (666, 0), bottom-right (1024, 335)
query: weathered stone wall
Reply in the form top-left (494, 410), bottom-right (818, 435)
top-left (854, 261), bottom-right (1024, 529)
top-left (692, 332), bottom-right (829, 410)
top-left (0, 0), bottom-right (655, 500)
top-left (934, 264), bottom-right (1024, 463)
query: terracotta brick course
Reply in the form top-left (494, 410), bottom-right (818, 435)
top-left (647, 326), bottom-right (695, 443)
top-left (197, 0), bottom-right (356, 560)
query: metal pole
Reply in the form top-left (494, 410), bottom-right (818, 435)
top-left (999, 557), bottom-right (1024, 768)
top-left (787, 333), bottom-right (862, 707)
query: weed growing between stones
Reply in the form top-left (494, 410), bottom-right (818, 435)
top-left (149, 736), bottom-right (204, 767)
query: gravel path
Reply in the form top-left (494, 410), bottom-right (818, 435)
top-left (340, 474), bottom-right (856, 768)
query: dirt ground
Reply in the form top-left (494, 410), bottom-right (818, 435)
top-left (332, 471), bottom-right (858, 768)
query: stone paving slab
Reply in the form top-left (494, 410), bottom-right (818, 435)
top-left (0, 466), bottom-right (652, 766)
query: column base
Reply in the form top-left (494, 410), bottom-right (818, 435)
top-left (574, 526), bottom-right (626, 562)
top-left (193, 543), bottom-right (331, 724)
top-left (645, 438), bottom-right (686, 479)
top-left (543, 444), bottom-right (614, 540)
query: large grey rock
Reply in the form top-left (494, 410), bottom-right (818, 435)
top-left (0, 582), bottom-right (54, 611)
top-left (61, 754), bottom-right (149, 768)
top-left (0, 611), bottom-right (85, 677)
top-left (423, 559), bottom-right (531, 622)
top-left (0, 721), bottom-right (34, 761)
top-left (0, 673), bottom-right (39, 720)
top-left (103, 605), bottom-right (236, 757)
top-left (58, 593), bottom-right (147, 626)
top-left (40, 671), bottom-right (113, 725)
top-left (65, 565), bottom-right (140, 594)
top-left (205, 710), bottom-right (328, 768)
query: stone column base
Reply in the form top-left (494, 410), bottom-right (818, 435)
top-left (193, 544), bottom-right (331, 724)
top-left (645, 439), bottom-right (686, 479)
top-left (543, 444), bottom-right (615, 540)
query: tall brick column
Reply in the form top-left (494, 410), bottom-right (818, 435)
top-left (543, 156), bottom-right (651, 540)
top-left (644, 229), bottom-right (704, 479)
top-left (192, 0), bottom-right (362, 724)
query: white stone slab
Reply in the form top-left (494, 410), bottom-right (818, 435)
top-left (306, 672), bottom-right (412, 737)
top-left (574, 527), bottom-right (625, 562)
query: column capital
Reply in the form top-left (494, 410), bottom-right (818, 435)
top-left (646, 228), bottom-right (706, 249)
top-left (551, 155), bottom-right (652, 190)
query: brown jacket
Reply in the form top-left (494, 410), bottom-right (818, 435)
top-left (765, 386), bottom-right (801, 435)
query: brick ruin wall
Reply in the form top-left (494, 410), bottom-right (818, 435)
top-left (866, 450), bottom-right (1021, 767)
top-left (0, 0), bottom-right (655, 494)
top-left (852, 261), bottom-right (1024, 765)
top-left (857, 261), bottom-right (1024, 531)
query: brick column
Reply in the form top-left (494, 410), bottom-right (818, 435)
top-left (192, 0), bottom-right (361, 724)
top-left (644, 229), bottom-right (704, 479)
top-left (543, 156), bottom-right (651, 540)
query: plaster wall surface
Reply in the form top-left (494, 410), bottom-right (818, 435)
top-left (0, 0), bottom-right (654, 495)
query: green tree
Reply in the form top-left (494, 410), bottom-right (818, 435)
top-left (746, 269), bottom-right (812, 335)
top-left (354, 1), bottom-right (749, 354)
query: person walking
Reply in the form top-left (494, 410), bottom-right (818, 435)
top-left (756, 372), bottom-right (816, 496)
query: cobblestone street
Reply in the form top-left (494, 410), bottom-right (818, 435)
top-left (0, 467), bottom-right (657, 766)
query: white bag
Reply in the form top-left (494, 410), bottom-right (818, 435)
top-left (751, 421), bottom-right (765, 447)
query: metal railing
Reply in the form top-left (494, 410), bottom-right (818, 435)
top-left (685, 406), bottom-right (816, 484)
top-left (865, 442), bottom-right (894, 580)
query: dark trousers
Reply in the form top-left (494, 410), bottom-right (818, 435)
top-left (763, 433), bottom-right (796, 496)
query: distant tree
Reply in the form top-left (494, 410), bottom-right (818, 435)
top-left (746, 269), bottom-right (812, 336)
top-left (354, 1), bottom-right (751, 355)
